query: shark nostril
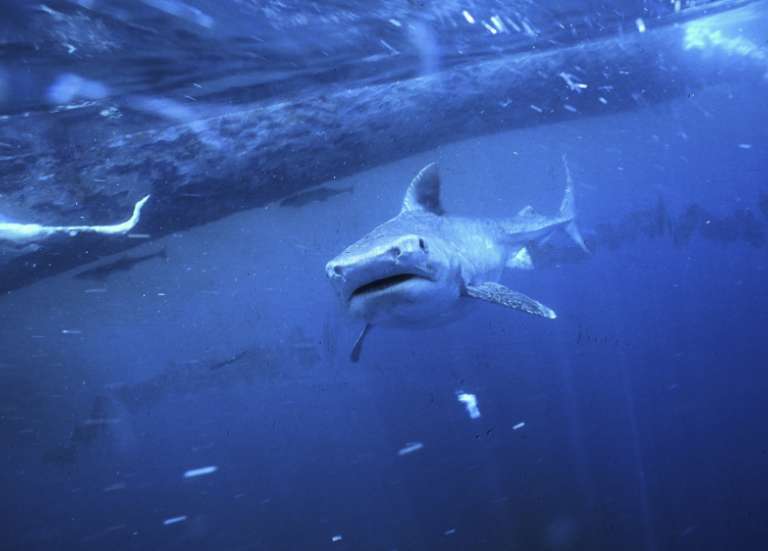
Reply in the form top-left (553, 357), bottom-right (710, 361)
top-left (333, 265), bottom-right (343, 276)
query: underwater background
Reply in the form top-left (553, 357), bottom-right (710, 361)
top-left (1, 1), bottom-right (768, 549)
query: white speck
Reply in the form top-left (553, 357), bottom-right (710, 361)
top-left (99, 106), bottom-right (120, 118)
top-left (127, 233), bottom-right (151, 239)
top-left (559, 72), bottom-right (588, 93)
top-left (635, 18), bottom-right (646, 33)
top-left (563, 104), bottom-right (578, 113)
top-left (513, 421), bottom-right (526, 430)
top-left (444, 528), bottom-right (456, 536)
top-left (64, 43), bottom-right (77, 54)
top-left (674, 0), bottom-right (681, 13)
top-left (84, 288), bottom-right (107, 294)
top-left (490, 15), bottom-right (506, 33)
top-left (398, 442), bottom-right (424, 456)
top-left (737, 143), bottom-right (752, 149)
top-left (598, 96), bottom-right (608, 104)
top-left (40, 4), bottom-right (59, 16)
top-left (183, 465), bottom-right (218, 478)
top-left (462, 10), bottom-right (475, 24)
top-left (331, 534), bottom-right (343, 542)
top-left (388, 18), bottom-right (401, 27)
top-left (157, 292), bottom-right (166, 297)
top-left (380, 39), bottom-right (399, 55)
top-left (456, 391), bottom-right (481, 419)
top-left (482, 21), bottom-right (497, 35)
top-left (163, 515), bottom-right (187, 526)
top-left (103, 482), bottom-right (126, 492)
top-left (521, 19), bottom-right (537, 37)
top-left (529, 104), bottom-right (543, 113)
top-left (61, 329), bottom-right (82, 335)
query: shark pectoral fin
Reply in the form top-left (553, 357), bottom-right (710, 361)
top-left (464, 282), bottom-right (557, 319)
top-left (350, 324), bottom-right (372, 363)
top-left (506, 246), bottom-right (534, 270)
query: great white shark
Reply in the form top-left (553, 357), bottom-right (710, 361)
top-left (326, 156), bottom-right (588, 361)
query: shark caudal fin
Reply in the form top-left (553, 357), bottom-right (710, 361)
top-left (560, 154), bottom-right (589, 253)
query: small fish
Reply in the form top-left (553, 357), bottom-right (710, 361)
top-left (75, 247), bottom-right (167, 281)
top-left (209, 350), bottom-right (248, 371)
top-left (280, 186), bottom-right (353, 208)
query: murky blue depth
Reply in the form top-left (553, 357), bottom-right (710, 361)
top-left (1, 1), bottom-right (768, 550)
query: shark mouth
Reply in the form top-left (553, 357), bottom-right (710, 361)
top-left (350, 273), bottom-right (426, 299)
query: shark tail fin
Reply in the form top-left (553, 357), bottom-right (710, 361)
top-left (560, 154), bottom-right (589, 253)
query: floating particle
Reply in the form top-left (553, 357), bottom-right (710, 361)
top-left (444, 528), bottom-right (456, 536)
top-left (490, 15), bottom-right (505, 33)
top-left (563, 104), bottom-right (578, 113)
top-left (462, 10), bottom-right (475, 24)
top-left (163, 516), bottom-right (187, 526)
top-left (521, 19), bottom-right (537, 37)
top-left (482, 22), bottom-right (498, 35)
top-left (127, 233), bottom-right (151, 239)
top-left (398, 442), bottom-right (424, 456)
top-left (183, 465), bottom-right (218, 478)
top-left (598, 97), bottom-right (608, 105)
top-left (737, 144), bottom-right (752, 149)
top-left (530, 104), bottom-right (543, 113)
top-left (635, 18), bottom-right (646, 33)
top-left (103, 482), bottom-right (126, 492)
top-left (61, 329), bottom-right (82, 335)
top-left (559, 72), bottom-right (588, 92)
top-left (513, 421), bottom-right (526, 430)
top-left (456, 392), bottom-right (481, 419)
top-left (331, 534), bottom-right (343, 542)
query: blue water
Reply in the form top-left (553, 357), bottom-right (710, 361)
top-left (2, 1), bottom-right (768, 550)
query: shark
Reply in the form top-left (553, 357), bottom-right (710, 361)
top-left (325, 156), bottom-right (588, 362)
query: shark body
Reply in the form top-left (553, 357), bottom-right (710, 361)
top-left (325, 158), bottom-right (587, 361)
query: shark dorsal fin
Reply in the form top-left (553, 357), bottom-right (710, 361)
top-left (401, 162), bottom-right (444, 215)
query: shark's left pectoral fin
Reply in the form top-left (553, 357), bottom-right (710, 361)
top-left (507, 246), bottom-right (534, 270)
top-left (350, 324), bottom-right (372, 363)
top-left (464, 282), bottom-right (557, 319)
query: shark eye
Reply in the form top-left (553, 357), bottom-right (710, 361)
top-left (418, 238), bottom-right (427, 251)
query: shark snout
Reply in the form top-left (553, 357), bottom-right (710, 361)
top-left (325, 234), bottom-right (435, 300)
top-left (327, 236), bottom-right (427, 277)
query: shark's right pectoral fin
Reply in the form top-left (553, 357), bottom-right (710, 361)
top-left (464, 282), bottom-right (557, 320)
top-left (350, 324), bottom-right (372, 363)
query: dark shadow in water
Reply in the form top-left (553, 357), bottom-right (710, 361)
top-left (279, 186), bottom-right (353, 208)
top-left (530, 195), bottom-right (767, 268)
top-left (43, 329), bottom-right (322, 464)
top-left (74, 247), bottom-right (168, 282)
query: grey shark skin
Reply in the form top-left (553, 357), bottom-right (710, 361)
top-left (325, 159), bottom-right (587, 361)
